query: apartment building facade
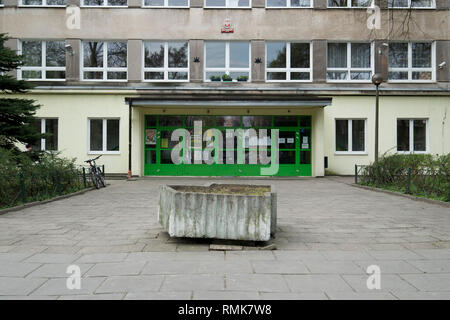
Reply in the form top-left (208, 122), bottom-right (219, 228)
top-left (0, 1), bottom-right (449, 177)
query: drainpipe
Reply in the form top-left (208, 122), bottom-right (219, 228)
top-left (128, 100), bottom-right (132, 179)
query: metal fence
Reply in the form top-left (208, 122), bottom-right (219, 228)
top-left (0, 165), bottom-right (105, 209)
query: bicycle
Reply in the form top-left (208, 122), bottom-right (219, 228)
top-left (85, 155), bottom-right (106, 189)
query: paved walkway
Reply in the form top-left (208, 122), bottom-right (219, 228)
top-left (0, 177), bottom-right (449, 300)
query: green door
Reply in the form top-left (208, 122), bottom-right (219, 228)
top-left (144, 115), bottom-right (312, 176)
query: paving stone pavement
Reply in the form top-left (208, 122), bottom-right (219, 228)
top-left (0, 177), bottom-right (449, 300)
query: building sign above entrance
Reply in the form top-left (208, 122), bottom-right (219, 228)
top-left (221, 18), bottom-right (234, 33)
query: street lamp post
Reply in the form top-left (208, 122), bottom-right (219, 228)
top-left (371, 73), bottom-right (383, 163)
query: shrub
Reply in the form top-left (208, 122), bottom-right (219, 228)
top-left (358, 154), bottom-right (449, 202)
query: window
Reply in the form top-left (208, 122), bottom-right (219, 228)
top-left (82, 41), bottom-right (127, 81)
top-left (82, 0), bottom-right (127, 6)
top-left (327, 42), bottom-right (373, 81)
top-left (20, 40), bottom-right (66, 80)
top-left (143, 41), bottom-right (189, 81)
top-left (266, 42), bottom-right (312, 82)
top-left (143, 0), bottom-right (189, 6)
top-left (32, 118), bottom-right (58, 151)
top-left (388, 42), bottom-right (434, 82)
top-left (397, 119), bottom-right (428, 153)
top-left (204, 41), bottom-right (250, 82)
top-left (88, 119), bottom-right (120, 154)
top-left (21, 0), bottom-right (66, 5)
top-left (388, 0), bottom-right (434, 8)
top-left (266, 0), bottom-right (311, 7)
top-left (328, 0), bottom-right (371, 7)
top-left (204, 0), bottom-right (250, 7)
top-left (335, 119), bottom-right (366, 153)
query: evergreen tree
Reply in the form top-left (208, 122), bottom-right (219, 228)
top-left (0, 33), bottom-right (43, 151)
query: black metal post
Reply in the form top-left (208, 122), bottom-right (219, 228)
top-left (128, 101), bottom-right (132, 179)
top-left (375, 83), bottom-right (379, 163)
top-left (355, 164), bottom-right (358, 184)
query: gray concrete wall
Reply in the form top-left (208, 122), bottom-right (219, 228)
top-left (4, 0), bottom-right (19, 6)
top-left (312, 40), bottom-right (326, 83)
top-left (436, 40), bottom-right (450, 82)
top-left (1, 8), bottom-right (448, 41)
top-left (251, 40), bottom-right (264, 82)
top-left (128, 39), bottom-right (142, 82)
top-left (189, 39), bottom-right (204, 82)
top-left (66, 39), bottom-right (81, 81)
top-left (4, 37), bottom-right (19, 78)
top-left (190, 0), bottom-right (203, 7)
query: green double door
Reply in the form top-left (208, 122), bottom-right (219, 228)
top-left (144, 115), bottom-right (312, 176)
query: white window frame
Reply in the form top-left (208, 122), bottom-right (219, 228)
top-left (81, 41), bottom-right (128, 82)
top-left (265, 41), bottom-right (313, 83)
top-left (388, 42), bottom-right (435, 83)
top-left (326, 42), bottom-right (374, 83)
top-left (35, 118), bottom-right (58, 151)
top-left (81, 0), bottom-right (128, 7)
top-left (142, 0), bottom-right (189, 7)
top-left (204, 0), bottom-right (251, 8)
top-left (327, 0), bottom-right (372, 7)
top-left (265, 0), bottom-right (313, 8)
top-left (142, 41), bottom-right (189, 82)
top-left (19, 40), bottom-right (66, 81)
top-left (334, 119), bottom-right (368, 155)
top-left (87, 118), bottom-right (121, 155)
top-left (204, 41), bottom-right (251, 82)
top-left (388, 0), bottom-right (435, 9)
top-left (396, 118), bottom-right (429, 154)
top-left (19, 0), bottom-right (66, 6)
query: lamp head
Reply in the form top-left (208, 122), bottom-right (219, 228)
top-left (371, 73), bottom-right (383, 85)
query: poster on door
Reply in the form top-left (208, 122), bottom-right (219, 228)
top-left (145, 129), bottom-right (156, 145)
top-left (301, 136), bottom-right (309, 149)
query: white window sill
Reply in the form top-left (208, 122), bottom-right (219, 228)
top-left (18, 5), bottom-right (66, 7)
top-left (396, 151), bottom-right (429, 154)
top-left (81, 5), bottom-right (128, 8)
top-left (334, 152), bottom-right (368, 155)
top-left (265, 6), bottom-right (313, 9)
top-left (203, 6), bottom-right (251, 9)
top-left (143, 80), bottom-right (189, 83)
top-left (141, 6), bottom-right (189, 8)
top-left (88, 151), bottom-right (120, 155)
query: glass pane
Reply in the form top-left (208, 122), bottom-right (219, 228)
top-left (206, 72), bottom-right (223, 81)
top-left (22, 41), bottom-right (42, 67)
top-left (412, 71), bottom-right (432, 80)
top-left (328, 0), bottom-right (347, 7)
top-left (106, 119), bottom-right (119, 151)
top-left (144, 72), bottom-right (164, 80)
top-left (351, 0), bottom-right (371, 6)
top-left (279, 131), bottom-right (296, 149)
top-left (229, 42), bottom-right (249, 68)
top-left (83, 0), bottom-right (105, 4)
top-left (160, 150), bottom-right (173, 164)
top-left (300, 151), bottom-right (311, 164)
top-left (279, 151), bottom-right (296, 164)
top-left (46, 41), bottom-right (65, 67)
top-left (300, 128), bottom-right (311, 149)
top-left (45, 119), bottom-right (58, 151)
top-left (351, 43), bottom-right (370, 68)
top-left (328, 43), bottom-right (347, 68)
top-left (237, 0), bottom-right (249, 5)
top-left (168, 42), bottom-right (188, 68)
top-left (146, 116), bottom-right (157, 127)
top-left (186, 116), bottom-right (214, 127)
top-left (350, 71), bottom-right (371, 80)
top-left (291, 43), bottom-right (310, 68)
top-left (205, 42), bottom-right (226, 68)
top-left (168, 72), bottom-right (188, 80)
top-left (22, 0), bottom-right (42, 4)
top-left (335, 120), bottom-right (348, 151)
top-left (351, 120), bottom-right (365, 152)
top-left (108, 0), bottom-right (127, 5)
top-left (83, 42), bottom-right (103, 68)
top-left (411, 0), bottom-right (432, 7)
top-left (388, 0), bottom-right (409, 6)
top-left (90, 119), bottom-right (103, 151)
top-left (389, 43), bottom-right (408, 68)
top-left (144, 0), bottom-right (164, 5)
top-left (291, 72), bottom-right (310, 80)
top-left (107, 42), bottom-right (127, 68)
top-left (216, 116), bottom-right (241, 127)
top-left (291, 0), bottom-right (311, 6)
top-left (229, 72), bottom-right (249, 81)
top-left (413, 120), bottom-right (426, 151)
top-left (397, 120), bottom-right (410, 151)
top-left (145, 150), bottom-right (156, 165)
top-left (47, 0), bottom-right (66, 4)
top-left (144, 42), bottom-right (164, 68)
top-left (22, 70), bottom-right (42, 79)
top-left (388, 71), bottom-right (408, 80)
top-left (274, 116), bottom-right (297, 127)
top-left (84, 71), bottom-right (103, 79)
top-left (159, 116), bottom-right (183, 127)
top-left (412, 43), bottom-right (431, 68)
top-left (168, 0), bottom-right (189, 5)
top-left (267, 72), bottom-right (286, 80)
top-left (327, 71), bottom-right (348, 80)
top-left (205, 0), bottom-right (225, 5)
top-left (267, 42), bottom-right (286, 68)
top-left (107, 71), bottom-right (127, 80)
top-left (242, 116), bottom-right (272, 127)
top-left (300, 116), bottom-right (311, 127)
top-left (160, 130), bottom-right (179, 148)
top-left (46, 71), bottom-right (65, 79)
top-left (267, 0), bottom-right (287, 5)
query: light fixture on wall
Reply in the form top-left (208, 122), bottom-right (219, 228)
top-left (439, 61), bottom-right (446, 69)
top-left (193, 57), bottom-right (200, 63)
top-left (254, 57), bottom-right (262, 64)
top-left (65, 44), bottom-right (74, 56)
